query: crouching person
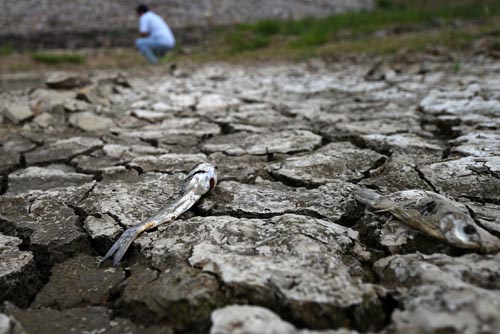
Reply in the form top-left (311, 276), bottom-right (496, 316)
top-left (135, 4), bottom-right (175, 64)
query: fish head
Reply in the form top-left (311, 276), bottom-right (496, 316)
top-left (185, 163), bottom-right (218, 194)
top-left (439, 212), bottom-right (500, 252)
top-left (440, 212), bottom-right (482, 248)
top-left (205, 163), bottom-right (218, 189)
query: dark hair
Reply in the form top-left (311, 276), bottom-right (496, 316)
top-left (136, 4), bottom-right (149, 14)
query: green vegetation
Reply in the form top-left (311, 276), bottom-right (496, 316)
top-left (212, 0), bottom-right (500, 53)
top-left (32, 52), bottom-right (86, 64)
top-left (225, 32), bottom-right (271, 53)
top-left (0, 44), bottom-right (13, 57)
top-left (492, 40), bottom-right (500, 51)
top-left (317, 28), bottom-right (479, 55)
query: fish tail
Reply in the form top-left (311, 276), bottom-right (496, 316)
top-left (98, 224), bottom-right (144, 267)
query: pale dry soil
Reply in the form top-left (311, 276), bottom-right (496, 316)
top-left (1, 54), bottom-right (500, 334)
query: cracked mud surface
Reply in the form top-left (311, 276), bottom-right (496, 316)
top-left (1, 55), bottom-right (500, 334)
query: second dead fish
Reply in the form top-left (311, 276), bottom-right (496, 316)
top-left (356, 188), bottom-right (500, 252)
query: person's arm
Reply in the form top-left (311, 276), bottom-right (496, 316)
top-left (139, 15), bottom-right (150, 37)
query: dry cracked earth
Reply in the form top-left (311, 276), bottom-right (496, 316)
top-left (1, 54), bottom-right (500, 334)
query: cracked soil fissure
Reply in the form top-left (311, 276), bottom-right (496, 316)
top-left (1, 55), bottom-right (500, 334)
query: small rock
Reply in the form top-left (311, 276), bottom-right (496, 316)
top-left (269, 142), bottom-right (385, 186)
top-left (3, 104), bottom-right (33, 124)
top-left (63, 99), bottom-right (90, 113)
top-left (202, 130), bottom-right (322, 156)
top-left (69, 112), bottom-right (114, 132)
top-left (103, 144), bottom-right (168, 159)
top-left (24, 137), bottom-right (103, 164)
top-left (46, 72), bottom-right (91, 89)
top-left (360, 133), bottom-right (443, 163)
top-left (100, 166), bottom-right (141, 183)
top-left (130, 100), bottom-right (150, 109)
top-left (83, 214), bottom-right (122, 242)
top-left (129, 153), bottom-right (207, 173)
top-left (210, 305), bottom-right (295, 334)
top-left (116, 118), bottom-right (221, 147)
top-left (0, 135), bottom-right (36, 173)
top-left (451, 132), bottom-right (500, 157)
top-left (8, 166), bottom-right (93, 193)
top-left (168, 93), bottom-right (197, 109)
top-left (132, 109), bottom-right (171, 122)
top-left (30, 88), bottom-right (76, 113)
top-left (210, 305), bottom-right (358, 334)
top-left (2, 135), bottom-right (36, 153)
top-left (368, 87), bottom-right (417, 103)
top-left (111, 73), bottom-right (131, 87)
top-left (196, 93), bottom-right (241, 112)
top-left (152, 102), bottom-right (176, 112)
top-left (322, 118), bottom-right (420, 139)
top-left (72, 144), bottom-right (169, 173)
top-left (32, 112), bottom-right (55, 128)
top-left (419, 156), bottom-right (500, 201)
top-left (212, 103), bottom-right (309, 131)
top-left (420, 87), bottom-right (500, 116)
top-left (0, 234), bottom-right (38, 307)
top-left (359, 155), bottom-right (433, 193)
top-left (76, 84), bottom-right (99, 103)
top-left (208, 152), bottom-right (268, 182)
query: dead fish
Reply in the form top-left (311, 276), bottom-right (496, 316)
top-left (100, 163), bottom-right (217, 266)
top-left (356, 188), bottom-right (500, 252)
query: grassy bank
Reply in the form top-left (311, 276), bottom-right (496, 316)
top-left (32, 52), bottom-right (86, 65)
top-left (201, 0), bottom-right (499, 59)
top-left (1, 0), bottom-right (499, 73)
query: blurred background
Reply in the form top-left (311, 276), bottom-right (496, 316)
top-left (0, 0), bottom-right (498, 73)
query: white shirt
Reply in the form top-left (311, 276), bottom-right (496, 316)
top-left (139, 11), bottom-right (175, 47)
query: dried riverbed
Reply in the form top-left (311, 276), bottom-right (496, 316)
top-left (1, 55), bottom-right (500, 334)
